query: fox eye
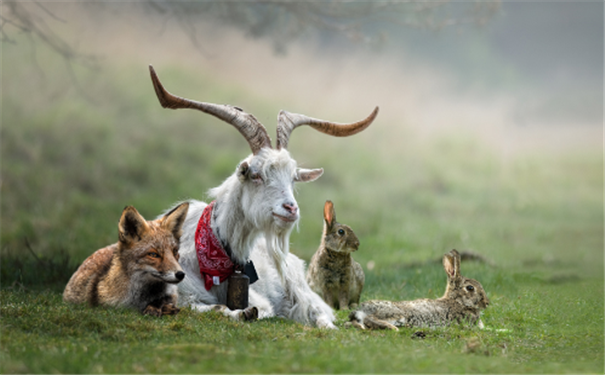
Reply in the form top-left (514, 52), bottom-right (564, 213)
top-left (466, 285), bottom-right (475, 292)
top-left (148, 252), bottom-right (160, 258)
top-left (338, 229), bottom-right (345, 236)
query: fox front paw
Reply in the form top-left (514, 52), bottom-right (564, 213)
top-left (143, 305), bottom-right (163, 317)
top-left (161, 303), bottom-right (181, 316)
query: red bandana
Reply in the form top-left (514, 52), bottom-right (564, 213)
top-left (195, 201), bottom-right (235, 291)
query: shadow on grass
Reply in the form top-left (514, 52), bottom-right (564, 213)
top-left (1, 239), bottom-right (76, 292)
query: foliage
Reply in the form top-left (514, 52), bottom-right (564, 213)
top-left (1, 1), bottom-right (500, 58)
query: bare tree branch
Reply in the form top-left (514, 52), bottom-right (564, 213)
top-left (1, 0), bottom-right (501, 64)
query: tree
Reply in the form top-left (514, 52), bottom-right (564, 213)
top-left (1, 1), bottom-right (500, 61)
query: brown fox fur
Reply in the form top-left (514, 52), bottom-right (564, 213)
top-left (306, 201), bottom-right (364, 310)
top-left (63, 203), bottom-right (189, 316)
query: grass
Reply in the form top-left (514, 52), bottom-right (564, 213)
top-left (1, 30), bottom-right (604, 373)
top-left (1, 275), bottom-right (602, 373)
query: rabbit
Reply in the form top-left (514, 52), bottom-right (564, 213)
top-left (349, 249), bottom-right (489, 330)
top-left (306, 200), bottom-right (364, 310)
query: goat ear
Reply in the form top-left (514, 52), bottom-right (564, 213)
top-left (295, 168), bottom-right (323, 183)
top-left (160, 202), bottom-right (189, 240)
top-left (237, 161), bottom-right (250, 183)
top-left (118, 206), bottom-right (150, 245)
top-left (323, 200), bottom-right (336, 228)
top-left (443, 249), bottom-right (461, 280)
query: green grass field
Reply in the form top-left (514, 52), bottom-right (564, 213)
top-left (1, 29), bottom-right (603, 373)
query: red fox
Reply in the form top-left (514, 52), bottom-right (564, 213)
top-left (63, 202), bottom-right (189, 316)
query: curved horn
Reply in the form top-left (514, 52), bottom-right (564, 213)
top-left (149, 65), bottom-right (272, 155)
top-left (276, 106), bottom-right (379, 150)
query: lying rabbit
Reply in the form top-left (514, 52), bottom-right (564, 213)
top-left (349, 249), bottom-right (489, 330)
top-left (306, 200), bottom-right (364, 310)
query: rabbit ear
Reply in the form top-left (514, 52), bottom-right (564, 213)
top-left (323, 200), bottom-right (336, 228)
top-left (443, 249), bottom-right (461, 280)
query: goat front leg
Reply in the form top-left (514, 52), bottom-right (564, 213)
top-left (189, 303), bottom-right (258, 321)
top-left (283, 253), bottom-right (337, 329)
top-left (213, 304), bottom-right (258, 321)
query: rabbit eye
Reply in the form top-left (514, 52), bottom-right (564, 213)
top-left (466, 285), bottom-right (475, 292)
top-left (338, 229), bottom-right (345, 236)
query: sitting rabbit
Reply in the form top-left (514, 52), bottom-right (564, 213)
top-left (349, 249), bottom-right (489, 330)
top-left (306, 200), bottom-right (364, 310)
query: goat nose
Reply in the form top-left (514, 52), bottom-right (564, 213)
top-left (283, 202), bottom-right (298, 214)
top-left (175, 271), bottom-right (185, 281)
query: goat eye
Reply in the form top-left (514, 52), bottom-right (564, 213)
top-left (466, 285), bottom-right (475, 292)
top-left (338, 229), bottom-right (345, 236)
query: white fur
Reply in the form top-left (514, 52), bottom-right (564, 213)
top-left (169, 149), bottom-right (336, 328)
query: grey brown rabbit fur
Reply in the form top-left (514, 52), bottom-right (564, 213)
top-left (349, 249), bottom-right (489, 330)
top-left (306, 200), bottom-right (364, 310)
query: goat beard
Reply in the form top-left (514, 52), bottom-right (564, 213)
top-left (263, 222), bottom-right (296, 281)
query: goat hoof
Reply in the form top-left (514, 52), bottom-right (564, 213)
top-left (243, 306), bottom-right (258, 321)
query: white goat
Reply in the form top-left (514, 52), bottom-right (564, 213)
top-left (149, 66), bottom-right (378, 328)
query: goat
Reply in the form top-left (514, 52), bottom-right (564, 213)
top-left (149, 66), bottom-right (378, 328)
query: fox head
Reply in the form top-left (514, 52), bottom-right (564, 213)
top-left (117, 202), bottom-right (189, 284)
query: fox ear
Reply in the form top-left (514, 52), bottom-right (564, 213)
top-left (443, 249), bottom-right (461, 280)
top-left (323, 200), bottom-right (336, 229)
top-left (161, 202), bottom-right (189, 241)
top-left (119, 206), bottom-right (150, 245)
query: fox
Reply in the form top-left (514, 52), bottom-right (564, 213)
top-left (63, 202), bottom-right (189, 316)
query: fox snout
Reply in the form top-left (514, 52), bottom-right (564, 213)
top-left (164, 270), bottom-right (186, 284)
top-left (150, 270), bottom-right (186, 284)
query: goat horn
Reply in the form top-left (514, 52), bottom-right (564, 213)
top-left (149, 65), bottom-right (272, 155)
top-left (276, 106), bottom-right (379, 150)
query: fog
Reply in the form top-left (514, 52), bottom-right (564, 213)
top-left (5, 1), bottom-right (603, 155)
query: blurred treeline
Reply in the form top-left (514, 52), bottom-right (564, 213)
top-left (1, 2), bottom-right (602, 290)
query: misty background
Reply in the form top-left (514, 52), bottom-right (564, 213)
top-left (1, 1), bottom-right (603, 281)
top-left (4, 1), bottom-right (602, 144)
